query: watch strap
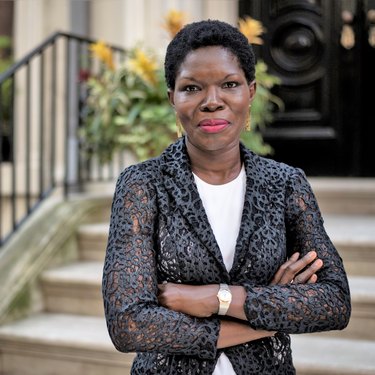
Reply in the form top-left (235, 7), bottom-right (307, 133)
top-left (217, 283), bottom-right (232, 315)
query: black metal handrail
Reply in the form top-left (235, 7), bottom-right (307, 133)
top-left (0, 31), bottom-right (126, 246)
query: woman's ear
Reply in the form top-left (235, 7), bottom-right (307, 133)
top-left (167, 89), bottom-right (175, 107)
top-left (249, 80), bottom-right (257, 101)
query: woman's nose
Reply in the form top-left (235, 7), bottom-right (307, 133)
top-left (199, 87), bottom-right (224, 112)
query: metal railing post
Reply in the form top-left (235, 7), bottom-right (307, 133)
top-left (0, 32), bottom-right (126, 246)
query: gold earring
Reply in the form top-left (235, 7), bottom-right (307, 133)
top-left (245, 106), bottom-right (251, 132)
top-left (176, 113), bottom-right (183, 137)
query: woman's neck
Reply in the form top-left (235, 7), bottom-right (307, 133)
top-left (187, 140), bottom-right (242, 185)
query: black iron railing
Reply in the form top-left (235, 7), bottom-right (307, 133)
top-left (0, 31), bottom-right (126, 246)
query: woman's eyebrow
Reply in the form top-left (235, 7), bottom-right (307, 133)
top-left (178, 73), bottom-right (239, 81)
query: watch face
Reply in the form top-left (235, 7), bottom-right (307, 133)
top-left (220, 290), bottom-right (232, 302)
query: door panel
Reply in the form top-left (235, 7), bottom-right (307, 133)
top-left (361, 0), bottom-right (375, 176)
top-left (240, 0), bottom-right (375, 176)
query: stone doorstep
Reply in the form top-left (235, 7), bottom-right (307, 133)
top-left (342, 277), bottom-right (375, 340)
top-left (79, 177), bottom-right (375, 216)
top-left (323, 215), bottom-right (375, 244)
top-left (308, 177), bottom-right (375, 194)
top-left (77, 223), bottom-right (110, 240)
top-left (39, 261), bottom-right (375, 340)
top-left (78, 216), bottom-right (375, 247)
top-left (41, 262), bottom-right (375, 308)
top-left (77, 223), bottom-right (109, 261)
top-left (309, 177), bottom-right (375, 216)
top-left (41, 261), bottom-right (104, 316)
top-left (0, 352), bottom-right (131, 375)
top-left (349, 277), bottom-right (375, 304)
top-left (74, 214), bottom-right (375, 278)
top-left (0, 313), bottom-right (374, 375)
top-left (0, 314), bottom-right (134, 365)
top-left (312, 277), bottom-right (375, 341)
top-left (41, 261), bottom-right (102, 286)
top-left (1, 340), bottom-right (131, 366)
top-left (322, 215), bottom-right (375, 277)
top-left (291, 334), bottom-right (375, 375)
top-left (0, 314), bottom-right (111, 349)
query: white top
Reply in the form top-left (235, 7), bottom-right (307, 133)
top-left (193, 165), bottom-right (246, 375)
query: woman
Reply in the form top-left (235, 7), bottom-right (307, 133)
top-left (102, 20), bottom-right (351, 374)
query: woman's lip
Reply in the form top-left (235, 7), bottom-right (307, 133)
top-left (199, 119), bottom-right (229, 127)
top-left (198, 119), bottom-right (229, 133)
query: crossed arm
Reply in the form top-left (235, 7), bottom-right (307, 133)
top-left (104, 168), bottom-right (350, 356)
top-left (157, 251), bottom-right (323, 349)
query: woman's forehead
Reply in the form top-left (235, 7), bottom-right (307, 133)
top-left (177, 46), bottom-right (242, 76)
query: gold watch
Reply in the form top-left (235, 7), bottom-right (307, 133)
top-left (217, 283), bottom-right (232, 315)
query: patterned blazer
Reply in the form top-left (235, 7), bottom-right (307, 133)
top-left (102, 137), bottom-right (351, 374)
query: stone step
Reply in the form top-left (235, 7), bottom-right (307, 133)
top-left (40, 261), bottom-right (375, 340)
top-left (323, 215), bottom-right (375, 277)
top-left (41, 261), bottom-right (104, 317)
top-left (82, 178), bottom-right (375, 215)
top-left (331, 276), bottom-right (375, 340)
top-left (77, 214), bottom-right (375, 276)
top-left (291, 335), bottom-right (375, 375)
top-left (75, 178), bottom-right (375, 216)
top-left (0, 313), bottom-right (373, 375)
top-left (309, 177), bottom-right (375, 215)
top-left (0, 313), bottom-right (134, 375)
top-left (77, 223), bottom-right (109, 262)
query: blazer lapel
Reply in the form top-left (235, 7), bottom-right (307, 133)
top-left (159, 138), bottom-right (226, 271)
top-left (230, 145), bottom-right (258, 278)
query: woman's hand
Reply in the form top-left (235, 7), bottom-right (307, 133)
top-left (158, 283), bottom-right (218, 317)
top-left (217, 319), bottom-right (276, 349)
top-left (158, 252), bottom-right (324, 350)
top-left (270, 251), bottom-right (323, 285)
top-left (158, 251), bottom-right (323, 318)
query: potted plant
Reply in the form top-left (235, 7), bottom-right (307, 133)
top-left (81, 11), bottom-right (283, 164)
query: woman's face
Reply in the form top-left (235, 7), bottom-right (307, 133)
top-left (168, 46), bottom-right (256, 153)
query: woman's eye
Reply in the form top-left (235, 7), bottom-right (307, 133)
top-left (183, 85), bottom-right (199, 92)
top-left (223, 81), bottom-right (238, 88)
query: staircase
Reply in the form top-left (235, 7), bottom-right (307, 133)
top-left (0, 194), bottom-right (135, 374)
top-left (0, 178), bottom-right (375, 375)
top-left (291, 178), bottom-right (375, 375)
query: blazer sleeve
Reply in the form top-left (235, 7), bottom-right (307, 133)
top-left (243, 167), bottom-right (351, 334)
top-left (102, 166), bottom-right (220, 359)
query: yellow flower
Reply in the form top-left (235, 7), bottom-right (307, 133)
top-left (128, 48), bottom-right (158, 86)
top-left (162, 9), bottom-right (187, 38)
top-left (89, 41), bottom-right (115, 70)
top-left (238, 16), bottom-right (265, 45)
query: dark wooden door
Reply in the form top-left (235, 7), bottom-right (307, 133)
top-left (240, 0), bottom-right (375, 176)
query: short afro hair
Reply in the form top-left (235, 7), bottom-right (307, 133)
top-left (164, 19), bottom-right (256, 89)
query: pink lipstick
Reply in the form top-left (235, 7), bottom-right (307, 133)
top-left (199, 119), bottom-right (229, 133)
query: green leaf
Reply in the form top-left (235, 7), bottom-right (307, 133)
top-left (81, 43), bottom-right (283, 164)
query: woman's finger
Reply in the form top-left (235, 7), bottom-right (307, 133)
top-left (270, 252), bottom-right (300, 285)
top-left (278, 251), bottom-right (318, 285)
top-left (293, 259), bottom-right (323, 284)
top-left (306, 274), bottom-right (318, 284)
